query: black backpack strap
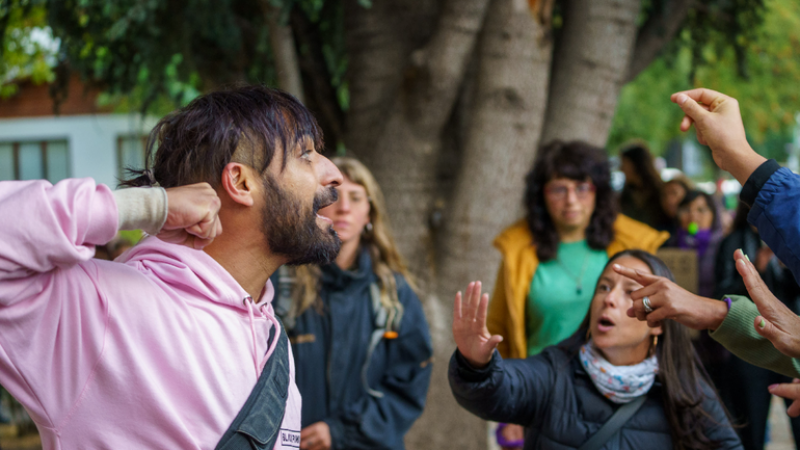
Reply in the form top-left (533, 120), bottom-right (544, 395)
top-left (577, 394), bottom-right (647, 450)
top-left (216, 320), bottom-right (292, 450)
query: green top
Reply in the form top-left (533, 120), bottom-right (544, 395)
top-left (710, 295), bottom-right (800, 378)
top-left (526, 240), bottom-right (608, 356)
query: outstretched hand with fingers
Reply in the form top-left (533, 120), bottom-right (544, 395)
top-left (612, 263), bottom-right (728, 331)
top-left (670, 88), bottom-right (765, 184)
top-left (453, 281), bottom-right (503, 369)
top-left (736, 249), bottom-right (800, 358)
top-left (769, 379), bottom-right (800, 418)
top-left (158, 183), bottom-right (223, 250)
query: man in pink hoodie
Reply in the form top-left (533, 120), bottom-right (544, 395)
top-left (0, 86), bottom-right (343, 449)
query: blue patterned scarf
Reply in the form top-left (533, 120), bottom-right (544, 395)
top-left (579, 341), bottom-right (658, 404)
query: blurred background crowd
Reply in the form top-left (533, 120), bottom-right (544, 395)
top-left (3, 0), bottom-right (800, 449)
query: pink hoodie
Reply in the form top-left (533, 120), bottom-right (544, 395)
top-left (0, 178), bottom-right (301, 449)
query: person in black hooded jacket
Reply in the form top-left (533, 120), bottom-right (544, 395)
top-left (275, 157), bottom-right (433, 450)
top-left (450, 250), bottom-right (742, 450)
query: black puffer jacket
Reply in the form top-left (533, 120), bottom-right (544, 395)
top-left (449, 344), bottom-right (743, 450)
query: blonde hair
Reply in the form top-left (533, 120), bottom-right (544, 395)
top-left (290, 157), bottom-right (416, 319)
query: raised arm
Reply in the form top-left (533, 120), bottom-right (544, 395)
top-left (0, 178), bottom-right (222, 287)
top-left (670, 88), bottom-right (766, 185)
top-left (0, 178), bottom-right (222, 429)
top-left (614, 250), bottom-right (800, 377)
top-left (449, 281), bottom-right (554, 425)
top-left (0, 178), bottom-right (119, 282)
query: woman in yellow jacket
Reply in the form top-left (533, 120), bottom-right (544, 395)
top-left (488, 141), bottom-right (669, 449)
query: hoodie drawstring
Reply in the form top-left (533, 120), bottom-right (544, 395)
top-left (244, 297), bottom-right (259, 376)
top-left (243, 296), bottom-right (282, 377)
top-left (260, 309), bottom-right (281, 372)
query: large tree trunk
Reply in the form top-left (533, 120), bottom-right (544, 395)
top-left (351, 0), bottom-right (493, 277)
top-left (404, 2), bottom-right (554, 449)
top-left (540, 0), bottom-right (641, 146)
top-left (344, 1), bottom-right (493, 448)
top-left (344, 0), bottom-right (439, 159)
top-left (262, 2), bottom-right (305, 102)
top-left (437, 0), bottom-right (553, 309)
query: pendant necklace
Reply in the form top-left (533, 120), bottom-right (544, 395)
top-left (556, 248), bottom-right (591, 295)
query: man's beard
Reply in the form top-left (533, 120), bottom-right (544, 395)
top-left (261, 175), bottom-right (341, 266)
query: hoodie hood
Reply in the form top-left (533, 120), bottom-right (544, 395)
top-left (120, 236), bottom-right (275, 312)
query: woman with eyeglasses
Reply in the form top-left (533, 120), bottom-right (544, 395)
top-left (487, 141), bottom-right (669, 449)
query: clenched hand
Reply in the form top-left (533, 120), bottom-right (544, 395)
top-left (158, 183), bottom-right (223, 250)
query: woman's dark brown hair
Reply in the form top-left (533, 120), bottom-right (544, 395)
top-left (566, 250), bottom-right (729, 450)
top-left (524, 140), bottom-right (617, 261)
top-left (621, 143), bottom-right (664, 193)
top-left (679, 190), bottom-right (721, 232)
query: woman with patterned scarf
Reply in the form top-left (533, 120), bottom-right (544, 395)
top-left (449, 250), bottom-right (742, 450)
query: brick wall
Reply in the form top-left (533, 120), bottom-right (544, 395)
top-left (0, 76), bottom-right (111, 118)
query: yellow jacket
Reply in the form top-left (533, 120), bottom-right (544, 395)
top-left (486, 215), bottom-right (669, 359)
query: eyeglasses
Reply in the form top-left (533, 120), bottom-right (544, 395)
top-left (544, 182), bottom-right (596, 200)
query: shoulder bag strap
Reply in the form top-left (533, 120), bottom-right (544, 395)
top-left (577, 394), bottom-right (647, 450)
top-left (216, 320), bottom-right (291, 450)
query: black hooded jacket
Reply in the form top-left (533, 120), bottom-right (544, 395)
top-left (288, 249), bottom-right (433, 450)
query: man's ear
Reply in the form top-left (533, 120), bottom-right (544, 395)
top-left (220, 163), bottom-right (256, 207)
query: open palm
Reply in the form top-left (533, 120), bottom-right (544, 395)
top-left (453, 281), bottom-right (504, 368)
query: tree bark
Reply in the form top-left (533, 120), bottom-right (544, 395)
top-left (404, 2), bottom-right (554, 449)
top-left (625, 0), bottom-right (692, 82)
top-left (261, 1), bottom-right (305, 101)
top-left (291, 6), bottom-right (346, 150)
top-left (353, 0), bottom-right (493, 276)
top-left (344, 0), bottom-right (439, 159)
top-left (540, 0), bottom-right (641, 147)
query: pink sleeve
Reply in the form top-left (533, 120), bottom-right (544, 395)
top-left (0, 178), bottom-right (118, 427)
top-left (0, 178), bottom-right (118, 284)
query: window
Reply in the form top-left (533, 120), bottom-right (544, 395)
top-left (117, 135), bottom-right (148, 180)
top-left (0, 140), bottom-right (70, 183)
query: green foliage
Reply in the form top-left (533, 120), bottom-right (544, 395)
top-left (0, 0), bottom-right (351, 116)
top-left (45, 0), bottom-right (271, 112)
top-left (0, 0), bottom-right (56, 98)
top-left (610, 0), bottom-right (800, 160)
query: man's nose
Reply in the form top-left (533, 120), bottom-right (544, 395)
top-left (319, 155), bottom-right (343, 188)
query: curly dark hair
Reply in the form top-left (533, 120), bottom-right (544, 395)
top-left (524, 140), bottom-right (617, 262)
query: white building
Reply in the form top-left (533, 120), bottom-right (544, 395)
top-left (0, 77), bottom-right (157, 188)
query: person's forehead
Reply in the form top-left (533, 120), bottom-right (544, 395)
top-left (339, 176), bottom-right (366, 193)
top-left (608, 256), bottom-right (650, 277)
top-left (689, 196), bottom-right (710, 208)
top-left (547, 177), bottom-right (586, 185)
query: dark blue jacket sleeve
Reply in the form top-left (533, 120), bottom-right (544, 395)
top-left (448, 347), bottom-right (555, 426)
top-left (745, 163), bottom-right (800, 282)
top-left (324, 277), bottom-right (433, 450)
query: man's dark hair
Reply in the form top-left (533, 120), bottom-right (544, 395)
top-left (120, 85), bottom-right (323, 188)
top-left (524, 140), bottom-right (617, 262)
